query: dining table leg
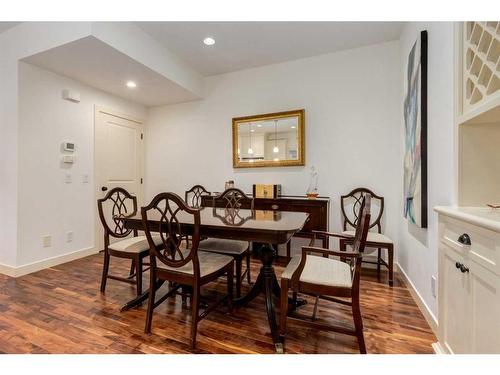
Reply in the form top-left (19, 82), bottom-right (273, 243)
top-left (120, 279), bottom-right (165, 312)
top-left (233, 243), bottom-right (285, 352)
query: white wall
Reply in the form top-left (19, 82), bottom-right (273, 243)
top-left (1, 21), bottom-right (199, 274)
top-left (398, 22), bottom-right (456, 321)
top-left (16, 62), bottom-right (147, 267)
top-left (145, 42), bottom-right (402, 254)
top-left (0, 22), bottom-right (93, 269)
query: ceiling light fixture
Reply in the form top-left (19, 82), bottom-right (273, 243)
top-left (126, 81), bottom-right (137, 88)
top-left (203, 37), bottom-right (215, 46)
top-left (291, 125), bottom-right (296, 129)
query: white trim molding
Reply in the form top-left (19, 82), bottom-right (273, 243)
top-left (0, 247), bottom-right (98, 278)
top-left (396, 263), bottom-right (439, 336)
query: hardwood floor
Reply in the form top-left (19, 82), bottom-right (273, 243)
top-left (0, 253), bottom-right (436, 354)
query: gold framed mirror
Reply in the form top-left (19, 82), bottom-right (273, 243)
top-left (232, 109), bottom-right (305, 168)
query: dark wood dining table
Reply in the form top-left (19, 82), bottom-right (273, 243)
top-left (122, 206), bottom-right (309, 351)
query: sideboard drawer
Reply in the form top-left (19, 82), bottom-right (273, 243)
top-left (441, 216), bottom-right (500, 276)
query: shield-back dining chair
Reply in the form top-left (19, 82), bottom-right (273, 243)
top-left (279, 194), bottom-right (372, 353)
top-left (194, 187), bottom-right (253, 297)
top-left (97, 187), bottom-right (161, 296)
top-left (141, 192), bottom-right (234, 349)
top-left (340, 187), bottom-right (394, 286)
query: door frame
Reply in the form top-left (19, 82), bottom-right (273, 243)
top-left (94, 105), bottom-right (145, 252)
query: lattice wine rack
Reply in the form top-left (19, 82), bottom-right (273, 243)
top-left (463, 21), bottom-right (500, 114)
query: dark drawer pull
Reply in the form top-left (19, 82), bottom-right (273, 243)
top-left (455, 262), bottom-right (470, 273)
top-left (458, 233), bottom-right (471, 246)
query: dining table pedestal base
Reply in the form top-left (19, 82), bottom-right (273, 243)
top-left (233, 243), bottom-right (304, 352)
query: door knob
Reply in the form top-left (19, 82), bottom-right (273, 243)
top-left (456, 262), bottom-right (461, 269)
top-left (460, 264), bottom-right (469, 273)
top-left (458, 233), bottom-right (471, 245)
top-left (101, 186), bottom-right (108, 192)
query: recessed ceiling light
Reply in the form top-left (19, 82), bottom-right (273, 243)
top-left (126, 81), bottom-right (137, 88)
top-left (250, 129), bottom-right (255, 133)
top-left (257, 124), bottom-right (262, 127)
top-left (291, 126), bottom-right (296, 129)
top-left (203, 37), bottom-right (215, 46)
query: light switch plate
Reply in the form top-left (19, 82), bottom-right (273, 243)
top-left (66, 231), bottom-right (73, 243)
top-left (65, 173), bottom-right (72, 183)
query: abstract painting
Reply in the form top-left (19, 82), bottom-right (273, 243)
top-left (404, 30), bottom-right (428, 228)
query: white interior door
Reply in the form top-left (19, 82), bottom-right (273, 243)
top-left (95, 107), bottom-right (144, 250)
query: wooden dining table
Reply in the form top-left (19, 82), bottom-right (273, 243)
top-left (121, 206), bottom-right (309, 351)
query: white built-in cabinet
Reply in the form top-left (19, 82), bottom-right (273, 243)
top-left (435, 208), bottom-right (500, 353)
top-left (433, 20), bottom-right (500, 355)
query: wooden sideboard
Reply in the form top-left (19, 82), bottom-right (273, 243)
top-left (201, 194), bottom-right (330, 258)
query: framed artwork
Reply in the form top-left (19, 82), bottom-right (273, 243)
top-left (403, 30), bottom-right (428, 228)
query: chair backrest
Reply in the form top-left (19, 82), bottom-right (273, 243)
top-left (212, 188), bottom-right (254, 211)
top-left (341, 187), bottom-right (383, 233)
top-left (185, 185), bottom-right (211, 208)
top-left (350, 194), bottom-right (371, 293)
top-left (142, 192), bottom-right (201, 276)
top-left (351, 194), bottom-right (372, 254)
top-left (97, 187), bottom-right (137, 239)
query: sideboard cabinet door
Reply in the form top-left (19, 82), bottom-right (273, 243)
top-left (468, 261), bottom-right (500, 353)
top-left (439, 244), bottom-right (470, 354)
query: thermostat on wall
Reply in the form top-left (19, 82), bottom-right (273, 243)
top-left (63, 142), bottom-right (75, 152)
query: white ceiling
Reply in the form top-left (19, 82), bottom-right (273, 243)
top-left (22, 36), bottom-right (199, 106)
top-left (0, 22), bottom-right (21, 34)
top-left (136, 22), bottom-right (404, 76)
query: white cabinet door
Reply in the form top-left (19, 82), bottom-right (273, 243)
top-left (469, 261), bottom-right (500, 353)
top-left (440, 245), bottom-right (470, 354)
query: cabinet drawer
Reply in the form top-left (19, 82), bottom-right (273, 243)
top-left (441, 216), bottom-right (500, 276)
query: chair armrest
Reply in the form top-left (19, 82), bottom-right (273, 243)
top-left (311, 230), bottom-right (354, 239)
top-left (302, 246), bottom-right (361, 258)
top-left (309, 230), bottom-right (354, 246)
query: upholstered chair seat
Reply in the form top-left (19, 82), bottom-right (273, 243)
top-left (156, 250), bottom-right (233, 277)
top-left (109, 235), bottom-right (162, 253)
top-left (281, 255), bottom-right (352, 289)
top-left (199, 238), bottom-right (249, 255)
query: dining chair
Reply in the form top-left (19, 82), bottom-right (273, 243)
top-left (279, 194), bottom-right (371, 353)
top-left (185, 184), bottom-right (211, 208)
top-left (141, 192), bottom-right (234, 349)
top-left (197, 188), bottom-right (253, 297)
top-left (340, 187), bottom-right (394, 286)
top-left (97, 187), bottom-right (161, 296)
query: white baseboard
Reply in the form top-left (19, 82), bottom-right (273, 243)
top-left (396, 262), bottom-right (438, 336)
top-left (0, 263), bottom-right (16, 277)
top-left (0, 246), bottom-right (99, 278)
top-left (432, 342), bottom-right (449, 354)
